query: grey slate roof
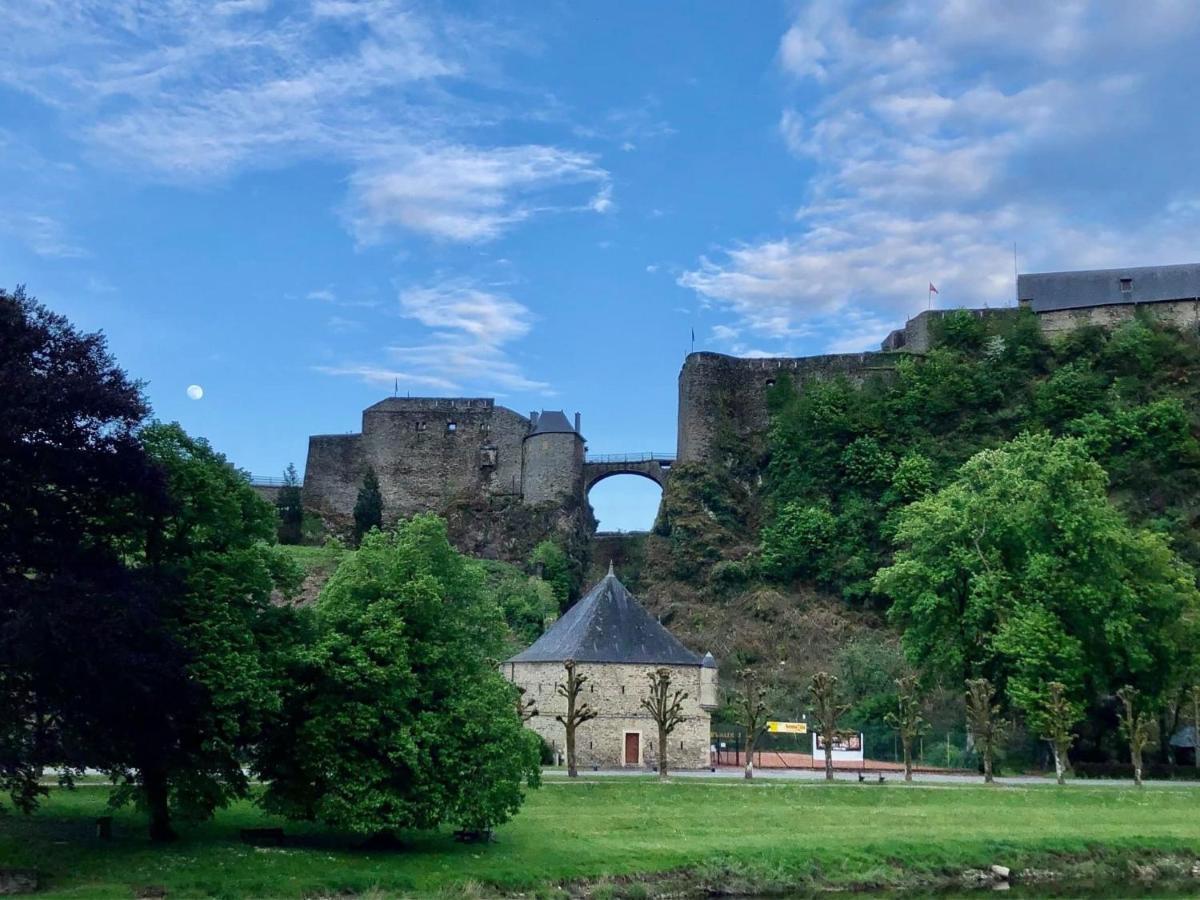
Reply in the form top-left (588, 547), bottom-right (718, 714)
top-left (529, 410), bottom-right (577, 436)
top-left (1018, 263), bottom-right (1200, 312)
top-left (507, 567), bottom-right (703, 666)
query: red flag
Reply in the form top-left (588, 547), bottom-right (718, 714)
top-left (929, 282), bottom-right (939, 294)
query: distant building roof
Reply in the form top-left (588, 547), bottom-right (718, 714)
top-left (529, 410), bottom-right (577, 436)
top-left (506, 566), bottom-right (703, 666)
top-left (1018, 263), bottom-right (1200, 313)
top-left (1170, 724), bottom-right (1197, 750)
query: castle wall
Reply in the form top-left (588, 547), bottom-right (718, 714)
top-left (505, 661), bottom-right (711, 769)
top-left (1037, 298), bottom-right (1200, 339)
top-left (303, 433), bottom-right (367, 519)
top-left (521, 432), bottom-right (584, 505)
top-left (303, 398), bottom-right (531, 523)
top-left (677, 351), bottom-right (897, 464)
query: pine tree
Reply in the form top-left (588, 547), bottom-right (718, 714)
top-left (353, 470), bottom-right (383, 546)
top-left (275, 462), bottom-right (303, 545)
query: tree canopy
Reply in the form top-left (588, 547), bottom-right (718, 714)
top-left (874, 432), bottom-right (1200, 719)
top-left (256, 515), bottom-right (540, 834)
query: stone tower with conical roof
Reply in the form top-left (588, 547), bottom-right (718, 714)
top-left (504, 567), bottom-right (718, 770)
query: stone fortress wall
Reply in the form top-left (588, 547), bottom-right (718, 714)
top-left (303, 398), bottom-right (583, 524)
top-left (503, 660), bottom-right (717, 769)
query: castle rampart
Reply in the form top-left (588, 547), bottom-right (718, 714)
top-left (677, 351), bottom-right (899, 464)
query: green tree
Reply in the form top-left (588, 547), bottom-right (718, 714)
top-left (275, 462), bottom-right (304, 545)
top-left (884, 675), bottom-right (928, 782)
top-left (352, 469), bottom-right (383, 546)
top-left (256, 516), bottom-right (539, 834)
top-left (1188, 685), bottom-right (1200, 770)
top-left (113, 423), bottom-right (302, 840)
top-left (494, 571), bottom-right (558, 645)
top-left (808, 672), bottom-right (849, 782)
top-left (640, 667), bottom-right (688, 781)
top-left (530, 540), bottom-right (573, 610)
top-left (876, 433), bottom-right (1200, 718)
top-left (965, 678), bottom-right (1007, 783)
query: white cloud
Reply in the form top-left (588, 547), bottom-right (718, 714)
top-left (8, 214), bottom-right (89, 259)
top-left (347, 145), bottom-right (608, 243)
top-left (0, 1), bottom-right (607, 243)
top-left (684, 2), bottom-right (1200, 354)
top-left (320, 279), bottom-right (551, 395)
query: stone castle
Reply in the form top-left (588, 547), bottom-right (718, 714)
top-left (299, 262), bottom-right (1200, 527)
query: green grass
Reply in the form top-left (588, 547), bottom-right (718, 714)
top-left (276, 543), bottom-right (346, 575)
top-left (3, 779), bottom-right (1199, 898)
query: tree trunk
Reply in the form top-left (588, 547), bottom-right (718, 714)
top-left (566, 724), bottom-right (578, 778)
top-left (982, 746), bottom-right (994, 784)
top-left (142, 767), bottom-right (177, 842)
top-left (902, 740), bottom-right (912, 783)
top-left (1132, 748), bottom-right (1143, 787)
top-left (824, 742), bottom-right (833, 782)
top-left (658, 725), bottom-right (668, 780)
top-left (744, 736), bottom-right (756, 780)
top-left (1052, 745), bottom-right (1065, 785)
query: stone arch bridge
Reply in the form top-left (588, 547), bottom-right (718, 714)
top-left (583, 451), bottom-right (674, 494)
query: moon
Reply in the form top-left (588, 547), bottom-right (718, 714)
top-left (186, 385), bottom-right (204, 401)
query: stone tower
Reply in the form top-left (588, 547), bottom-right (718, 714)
top-left (520, 410), bottom-right (585, 505)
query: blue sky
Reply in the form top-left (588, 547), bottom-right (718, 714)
top-left (4, 1), bottom-right (1200, 530)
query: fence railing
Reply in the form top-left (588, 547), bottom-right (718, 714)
top-left (248, 474), bottom-right (302, 487)
top-left (585, 451), bottom-right (676, 464)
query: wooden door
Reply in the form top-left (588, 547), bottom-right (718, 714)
top-left (624, 732), bottom-right (639, 765)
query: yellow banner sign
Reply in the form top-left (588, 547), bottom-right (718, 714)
top-left (767, 721), bottom-right (808, 734)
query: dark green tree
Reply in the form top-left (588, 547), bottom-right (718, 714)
top-left (0, 286), bottom-right (154, 815)
top-left (352, 469), bottom-right (383, 546)
top-left (255, 516), bottom-right (540, 834)
top-left (530, 540), bottom-right (573, 611)
top-left (276, 462), bottom-right (304, 545)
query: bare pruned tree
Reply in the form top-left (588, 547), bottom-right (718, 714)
top-left (884, 674), bottom-right (927, 782)
top-left (731, 667), bottom-right (770, 780)
top-left (808, 672), bottom-right (849, 782)
top-left (965, 678), bottom-right (1008, 784)
top-left (1038, 682), bottom-right (1080, 786)
top-left (641, 667), bottom-right (688, 780)
top-left (1117, 685), bottom-right (1156, 787)
top-left (554, 659), bottom-right (597, 777)
top-left (515, 685), bottom-right (538, 723)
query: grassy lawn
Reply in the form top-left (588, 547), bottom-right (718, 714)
top-left (3, 779), bottom-right (1199, 898)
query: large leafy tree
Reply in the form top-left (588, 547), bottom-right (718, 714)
top-left (0, 286), bottom-right (155, 814)
top-left (104, 423), bottom-right (302, 840)
top-left (256, 515), bottom-right (540, 834)
top-left (352, 470), bottom-right (383, 546)
top-left (875, 433), bottom-right (1200, 721)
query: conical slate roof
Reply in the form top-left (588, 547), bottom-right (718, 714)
top-left (507, 566), bottom-right (702, 666)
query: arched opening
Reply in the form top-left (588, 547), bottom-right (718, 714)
top-left (587, 474), bottom-right (663, 533)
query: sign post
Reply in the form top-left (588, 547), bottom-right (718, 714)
top-left (767, 721), bottom-right (808, 735)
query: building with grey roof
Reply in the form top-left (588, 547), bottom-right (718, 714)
top-left (504, 565), bottom-right (718, 770)
top-left (1018, 263), bottom-right (1200, 312)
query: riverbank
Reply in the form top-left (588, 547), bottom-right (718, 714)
top-left (2, 778), bottom-right (1198, 897)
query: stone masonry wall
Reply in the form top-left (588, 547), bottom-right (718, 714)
top-left (677, 351), bottom-right (899, 465)
top-left (304, 398), bottom-right (530, 524)
top-left (1037, 298), bottom-right (1200, 339)
top-left (521, 432), bottom-right (585, 505)
top-left (505, 661), bottom-right (712, 769)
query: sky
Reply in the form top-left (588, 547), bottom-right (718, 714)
top-left (4, 1), bottom-right (1200, 531)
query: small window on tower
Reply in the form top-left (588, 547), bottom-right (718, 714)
top-left (446, 421), bottom-right (457, 433)
top-left (1120, 278), bottom-right (1133, 294)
